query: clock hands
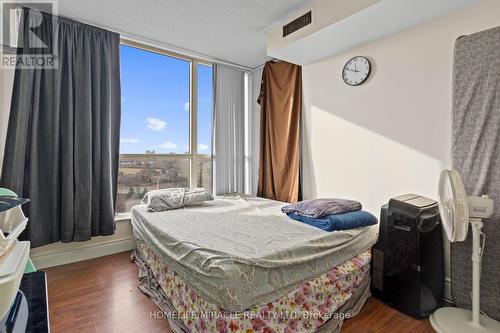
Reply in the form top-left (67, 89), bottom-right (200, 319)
top-left (343, 57), bottom-right (370, 86)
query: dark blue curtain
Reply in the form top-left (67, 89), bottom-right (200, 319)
top-left (1, 8), bottom-right (121, 247)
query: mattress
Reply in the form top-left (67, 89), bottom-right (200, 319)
top-left (134, 241), bottom-right (372, 333)
top-left (131, 193), bottom-right (378, 311)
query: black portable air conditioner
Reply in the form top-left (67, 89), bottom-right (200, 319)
top-left (370, 194), bottom-right (444, 318)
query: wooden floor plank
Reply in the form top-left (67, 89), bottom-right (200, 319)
top-left (45, 251), bottom-right (434, 333)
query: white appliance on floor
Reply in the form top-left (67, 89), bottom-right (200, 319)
top-left (430, 169), bottom-right (500, 333)
top-left (0, 196), bottom-right (30, 330)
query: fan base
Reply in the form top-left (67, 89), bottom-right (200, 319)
top-left (430, 307), bottom-right (500, 333)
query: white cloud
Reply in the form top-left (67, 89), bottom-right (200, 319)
top-left (120, 138), bottom-right (139, 144)
top-left (159, 142), bottom-right (178, 149)
top-left (146, 117), bottom-right (167, 131)
top-left (183, 102), bottom-right (190, 112)
top-left (198, 143), bottom-right (209, 151)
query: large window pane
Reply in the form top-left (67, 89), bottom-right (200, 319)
top-left (197, 64), bottom-right (213, 191)
top-left (119, 45), bottom-right (190, 154)
top-left (116, 155), bottom-right (190, 212)
top-left (117, 44), bottom-right (191, 213)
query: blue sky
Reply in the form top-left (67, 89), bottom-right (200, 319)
top-left (119, 45), bottom-right (212, 154)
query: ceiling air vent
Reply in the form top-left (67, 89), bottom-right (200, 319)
top-left (283, 11), bottom-right (312, 38)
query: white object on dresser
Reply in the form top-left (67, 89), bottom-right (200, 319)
top-left (0, 205), bottom-right (28, 256)
top-left (0, 240), bottom-right (30, 320)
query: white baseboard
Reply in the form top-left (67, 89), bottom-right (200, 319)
top-left (444, 277), bottom-right (453, 304)
top-left (31, 238), bottom-right (136, 269)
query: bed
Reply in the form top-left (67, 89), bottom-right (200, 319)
top-left (131, 193), bottom-right (378, 333)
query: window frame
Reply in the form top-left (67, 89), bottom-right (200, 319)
top-left (116, 39), bottom-right (213, 219)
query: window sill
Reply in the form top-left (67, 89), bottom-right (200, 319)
top-left (115, 213), bottom-right (131, 222)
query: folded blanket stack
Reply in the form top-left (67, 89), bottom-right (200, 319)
top-left (281, 198), bottom-right (377, 231)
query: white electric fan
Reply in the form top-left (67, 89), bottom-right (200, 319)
top-left (430, 169), bottom-right (500, 333)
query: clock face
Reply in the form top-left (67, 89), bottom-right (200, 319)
top-left (342, 56), bottom-right (371, 86)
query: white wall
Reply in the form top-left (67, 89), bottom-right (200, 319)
top-left (301, 0), bottom-right (500, 300)
top-left (302, 0), bottom-right (500, 212)
top-left (30, 219), bottom-right (135, 269)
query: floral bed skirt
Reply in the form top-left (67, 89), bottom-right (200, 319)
top-left (132, 241), bottom-right (371, 333)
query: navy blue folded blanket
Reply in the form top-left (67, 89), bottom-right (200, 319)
top-left (286, 210), bottom-right (377, 232)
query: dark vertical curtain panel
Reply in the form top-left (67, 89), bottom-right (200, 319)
top-left (452, 26), bottom-right (500, 320)
top-left (0, 9), bottom-right (121, 247)
top-left (257, 61), bottom-right (302, 203)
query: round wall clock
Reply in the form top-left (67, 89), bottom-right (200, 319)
top-left (342, 56), bottom-right (371, 86)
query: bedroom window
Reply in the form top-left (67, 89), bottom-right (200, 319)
top-left (197, 64), bottom-right (213, 192)
top-left (116, 42), bottom-right (213, 214)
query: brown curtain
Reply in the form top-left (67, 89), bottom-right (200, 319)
top-left (257, 61), bottom-right (302, 203)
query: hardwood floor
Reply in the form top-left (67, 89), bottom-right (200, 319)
top-left (45, 251), bottom-right (435, 333)
top-left (341, 298), bottom-right (435, 333)
top-left (45, 251), bottom-right (171, 333)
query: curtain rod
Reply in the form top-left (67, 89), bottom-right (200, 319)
top-left (251, 64), bottom-right (265, 72)
top-left (21, 6), bottom-right (253, 72)
top-left (250, 59), bottom-right (282, 72)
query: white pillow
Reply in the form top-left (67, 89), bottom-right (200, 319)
top-left (142, 188), bottom-right (213, 212)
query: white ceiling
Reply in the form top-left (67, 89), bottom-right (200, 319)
top-left (56, 0), bottom-right (311, 69)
